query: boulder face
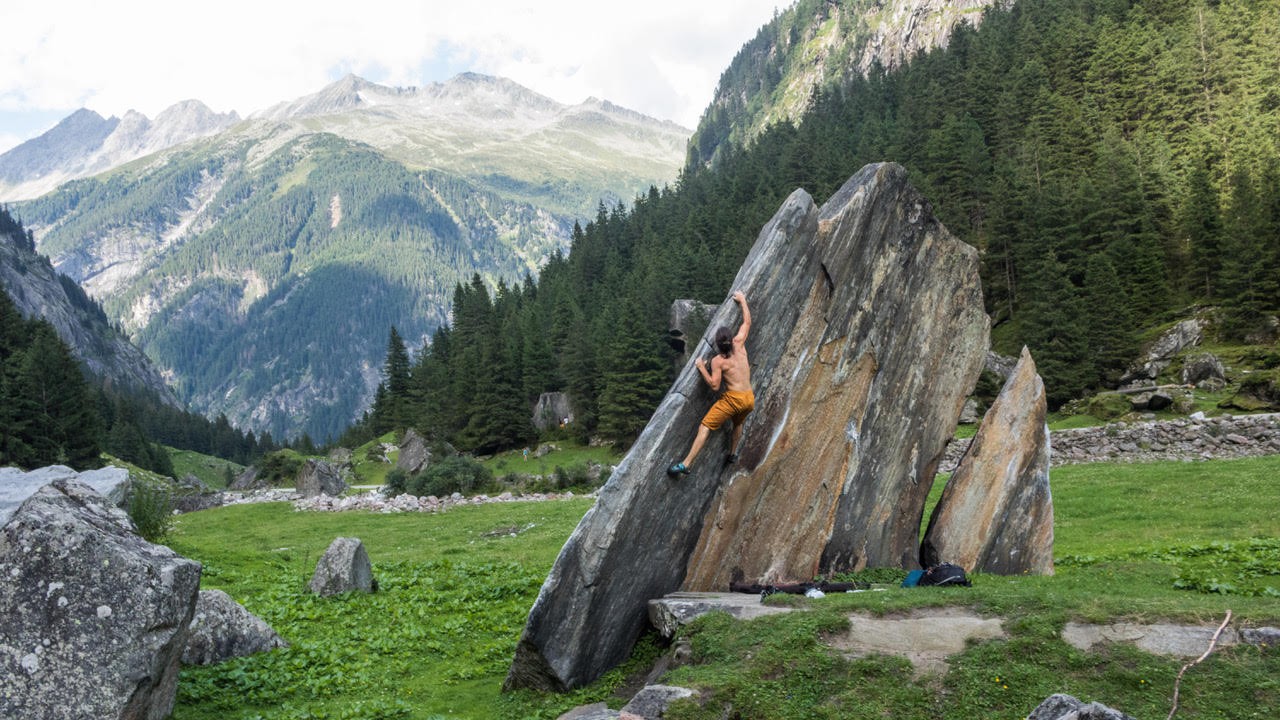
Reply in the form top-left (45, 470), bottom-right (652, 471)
top-left (532, 392), bottom-right (576, 432)
top-left (182, 589), bottom-right (288, 666)
top-left (505, 163), bottom-right (989, 691)
top-left (295, 459), bottom-right (347, 498)
top-left (920, 346), bottom-right (1054, 575)
top-left (308, 537), bottom-right (375, 596)
top-left (0, 478), bottom-right (202, 720)
top-left (396, 428), bottom-right (432, 475)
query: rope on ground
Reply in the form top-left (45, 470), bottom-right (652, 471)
top-left (1165, 610), bottom-right (1232, 720)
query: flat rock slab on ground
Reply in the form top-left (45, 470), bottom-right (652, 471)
top-left (650, 593), bottom-right (1003, 676)
top-left (648, 592), bottom-right (795, 638)
top-left (1062, 621), bottom-right (1279, 657)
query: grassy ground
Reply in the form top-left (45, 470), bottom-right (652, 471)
top-left (167, 456), bottom-right (1280, 720)
top-left (169, 449), bottom-right (245, 490)
top-left (479, 441), bottom-right (621, 479)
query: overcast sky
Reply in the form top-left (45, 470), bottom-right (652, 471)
top-left (0, 0), bottom-right (786, 154)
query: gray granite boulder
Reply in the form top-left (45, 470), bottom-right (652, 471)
top-left (506, 163), bottom-right (989, 691)
top-left (621, 685), bottom-right (698, 719)
top-left (1122, 318), bottom-right (1203, 382)
top-left (182, 589), bottom-right (288, 665)
top-left (396, 428), bottom-right (432, 475)
top-left (308, 537), bottom-right (374, 596)
top-left (1, 465), bottom-right (130, 524)
top-left (1027, 693), bottom-right (1135, 720)
top-left (0, 478), bottom-right (201, 720)
top-left (229, 466), bottom-right (266, 491)
top-left (295, 459), bottom-right (347, 498)
top-left (1182, 352), bottom-right (1226, 387)
top-left (533, 392), bottom-right (577, 432)
top-left (921, 346), bottom-right (1053, 574)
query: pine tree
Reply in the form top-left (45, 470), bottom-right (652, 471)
top-left (10, 323), bottom-right (103, 468)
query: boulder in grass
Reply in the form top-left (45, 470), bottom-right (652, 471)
top-left (308, 537), bottom-right (375, 596)
top-left (295, 459), bottom-right (347, 498)
top-left (1026, 693), bottom-right (1135, 720)
top-left (183, 589), bottom-right (288, 665)
top-left (0, 477), bottom-right (201, 720)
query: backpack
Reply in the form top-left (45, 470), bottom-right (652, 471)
top-left (917, 562), bottom-right (971, 587)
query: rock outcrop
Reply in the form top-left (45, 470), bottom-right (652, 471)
top-left (295, 459), bottom-right (347, 498)
top-left (506, 163), bottom-right (989, 691)
top-left (396, 428), bottom-right (432, 474)
top-left (308, 537), bottom-right (375, 596)
top-left (532, 392), bottom-right (576, 432)
top-left (183, 589), bottom-right (288, 666)
top-left (1122, 318), bottom-right (1203, 383)
top-left (0, 478), bottom-right (202, 720)
top-left (920, 347), bottom-right (1053, 574)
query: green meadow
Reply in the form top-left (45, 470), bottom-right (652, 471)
top-left (168, 455), bottom-right (1280, 719)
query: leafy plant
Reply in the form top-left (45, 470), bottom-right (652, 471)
top-left (127, 477), bottom-right (174, 541)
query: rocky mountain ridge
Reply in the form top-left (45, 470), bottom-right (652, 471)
top-left (9, 73), bottom-right (689, 441)
top-left (0, 101), bottom-right (240, 201)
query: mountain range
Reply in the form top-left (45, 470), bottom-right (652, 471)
top-left (4, 74), bottom-right (689, 441)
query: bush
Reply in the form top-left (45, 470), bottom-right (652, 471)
top-left (258, 450), bottom-right (304, 486)
top-left (383, 468), bottom-right (409, 497)
top-left (408, 456), bottom-right (493, 497)
top-left (127, 478), bottom-right (174, 542)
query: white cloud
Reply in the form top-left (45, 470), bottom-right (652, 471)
top-left (0, 0), bottom-right (783, 146)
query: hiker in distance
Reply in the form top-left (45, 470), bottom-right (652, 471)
top-left (668, 290), bottom-right (754, 478)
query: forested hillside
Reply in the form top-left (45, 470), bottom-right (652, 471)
top-left (1, 207), bottom-right (275, 472)
top-left (357, 0), bottom-right (1280, 451)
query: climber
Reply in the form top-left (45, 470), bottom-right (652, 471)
top-left (668, 290), bottom-right (753, 478)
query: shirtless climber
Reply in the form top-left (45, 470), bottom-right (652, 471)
top-left (668, 291), bottom-right (753, 478)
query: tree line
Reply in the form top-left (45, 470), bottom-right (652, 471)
top-left (352, 0), bottom-right (1280, 452)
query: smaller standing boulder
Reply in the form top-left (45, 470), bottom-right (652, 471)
top-left (1122, 318), bottom-right (1203, 382)
top-left (1027, 693), bottom-right (1135, 720)
top-left (308, 537), bottom-right (375, 596)
top-left (229, 466), bottom-right (266, 491)
top-left (1182, 352), bottom-right (1226, 387)
top-left (396, 428), bottom-right (433, 474)
top-left (295, 459), bottom-right (347, 498)
top-left (921, 346), bottom-right (1053, 575)
top-left (621, 685), bottom-right (698, 719)
top-left (183, 589), bottom-right (288, 665)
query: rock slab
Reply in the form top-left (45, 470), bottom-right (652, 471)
top-left (505, 163), bottom-right (989, 691)
top-left (308, 537), bottom-right (374, 596)
top-left (182, 589), bottom-right (288, 666)
top-left (295, 459), bottom-right (347, 498)
top-left (920, 346), bottom-right (1054, 574)
top-left (0, 478), bottom-right (201, 720)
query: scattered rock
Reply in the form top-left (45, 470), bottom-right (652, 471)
top-left (921, 346), bottom-right (1054, 575)
top-left (1027, 694), bottom-right (1135, 720)
top-left (183, 589), bottom-right (288, 665)
top-left (308, 537), bottom-right (375, 596)
top-left (295, 459), bottom-right (347, 498)
top-left (1182, 352), bottom-right (1226, 386)
top-left (621, 685), bottom-right (698, 719)
top-left (556, 703), bottom-right (620, 720)
top-left (0, 478), bottom-right (201, 720)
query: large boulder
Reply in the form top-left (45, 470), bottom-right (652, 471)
top-left (183, 589), bottom-right (288, 665)
top-left (1182, 352), bottom-right (1226, 387)
top-left (295, 459), bottom-right (347, 498)
top-left (920, 346), bottom-right (1054, 574)
top-left (532, 392), bottom-right (577, 433)
top-left (505, 163), bottom-right (989, 691)
top-left (0, 477), bottom-right (202, 720)
top-left (308, 537), bottom-right (375, 596)
top-left (396, 428), bottom-right (433, 475)
top-left (1, 465), bottom-right (130, 523)
top-left (1122, 318), bottom-right (1203, 382)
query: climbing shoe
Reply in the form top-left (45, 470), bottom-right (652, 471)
top-left (666, 462), bottom-right (689, 478)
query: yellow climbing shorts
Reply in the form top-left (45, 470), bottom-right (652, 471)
top-left (701, 390), bottom-right (755, 431)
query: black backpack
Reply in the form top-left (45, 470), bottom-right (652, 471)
top-left (918, 562), bottom-right (971, 587)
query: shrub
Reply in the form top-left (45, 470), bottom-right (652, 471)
top-left (409, 456), bottom-right (493, 497)
top-left (127, 478), bottom-right (174, 542)
top-left (383, 468), bottom-right (409, 497)
top-left (257, 450), bottom-right (304, 486)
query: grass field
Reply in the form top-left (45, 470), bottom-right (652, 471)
top-left (167, 455), bottom-right (1280, 719)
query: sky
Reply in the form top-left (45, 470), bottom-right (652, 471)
top-left (0, 0), bottom-right (787, 154)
